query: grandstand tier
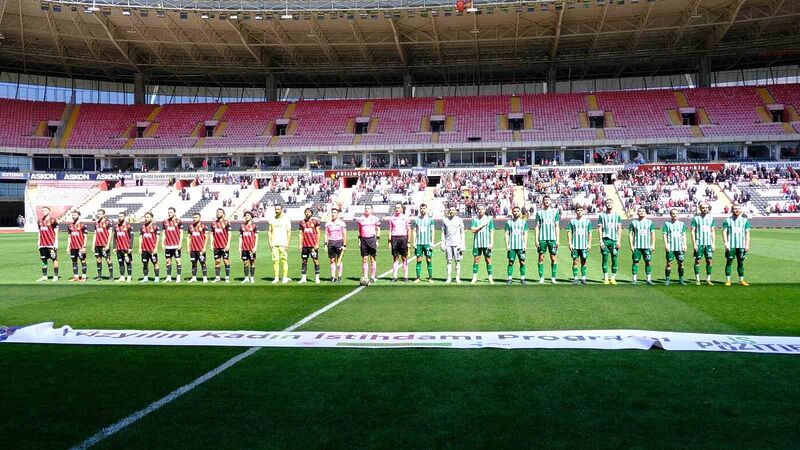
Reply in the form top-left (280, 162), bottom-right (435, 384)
top-left (2, 84), bottom-right (799, 151)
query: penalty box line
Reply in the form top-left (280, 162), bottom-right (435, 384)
top-left (69, 269), bottom-right (392, 450)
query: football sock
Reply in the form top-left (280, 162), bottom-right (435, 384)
top-left (601, 254), bottom-right (609, 275)
top-left (41, 265), bottom-right (47, 277)
top-left (507, 264), bottom-right (514, 277)
top-left (706, 264), bottom-right (712, 275)
top-left (371, 261), bottom-right (377, 278)
top-left (678, 267), bottom-right (685, 279)
top-left (487, 263), bottom-right (493, 275)
top-left (538, 262), bottom-right (544, 278)
top-left (572, 265), bottom-right (579, 278)
top-left (737, 261), bottom-right (745, 277)
top-left (644, 264), bottom-right (652, 275)
top-left (109, 266), bottom-right (113, 278)
top-left (54, 267), bottom-right (59, 277)
top-left (362, 262), bottom-right (368, 278)
top-left (427, 261), bottom-right (433, 278)
top-left (472, 262), bottom-right (479, 274)
top-left (126, 263), bottom-right (132, 276)
top-left (176, 264), bottom-right (182, 275)
top-left (81, 263), bottom-right (87, 276)
top-left (403, 260), bottom-right (409, 278)
top-left (393, 261), bottom-right (399, 278)
top-left (215, 266), bottom-right (221, 277)
top-left (337, 262), bottom-right (343, 277)
top-left (611, 254), bottom-right (618, 274)
top-left (330, 263), bottom-right (337, 278)
top-left (154, 267), bottom-right (160, 278)
top-left (632, 264), bottom-right (639, 275)
top-left (580, 266), bottom-right (587, 277)
top-left (551, 263), bottom-right (557, 279)
top-left (167, 265), bottom-right (172, 276)
top-left (520, 264), bottom-right (527, 277)
top-left (192, 265), bottom-right (197, 277)
top-left (302, 260), bottom-right (308, 275)
top-left (314, 263), bottom-right (320, 275)
top-left (225, 265), bottom-right (231, 277)
top-left (201, 264), bottom-right (207, 277)
top-left (725, 259), bottom-right (733, 276)
top-left (447, 263), bottom-right (452, 279)
top-left (97, 263), bottom-right (103, 277)
top-left (143, 264), bottom-right (149, 276)
top-left (416, 261), bottom-right (422, 278)
top-left (665, 268), bottom-right (671, 281)
top-left (250, 266), bottom-right (256, 278)
top-left (694, 262), bottom-right (701, 276)
top-left (72, 263), bottom-right (78, 276)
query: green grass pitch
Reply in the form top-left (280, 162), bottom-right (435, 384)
top-left (1, 229), bottom-right (800, 448)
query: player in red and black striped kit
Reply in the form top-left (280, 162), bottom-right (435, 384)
top-left (298, 208), bottom-right (321, 284)
top-left (36, 206), bottom-right (60, 282)
top-left (187, 213), bottom-right (209, 283)
top-left (114, 212), bottom-right (134, 282)
top-left (92, 209), bottom-right (113, 281)
top-left (239, 211), bottom-right (259, 283)
top-left (212, 208), bottom-right (231, 283)
top-left (67, 210), bottom-right (88, 282)
top-left (162, 207), bottom-right (183, 283)
top-left (139, 212), bottom-right (160, 283)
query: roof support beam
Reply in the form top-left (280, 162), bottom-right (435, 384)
top-left (44, 10), bottom-right (70, 76)
top-left (628, 0), bottom-right (656, 54)
top-left (307, 18), bottom-right (338, 67)
top-left (669, 0), bottom-right (704, 52)
top-left (388, 19), bottom-right (408, 69)
top-left (550, 1), bottom-right (566, 60)
top-left (430, 15), bottom-right (444, 64)
top-left (228, 20), bottom-right (269, 70)
top-left (18, 0), bottom-right (26, 72)
top-left (347, 19), bottom-right (378, 68)
top-left (706, 0), bottom-right (747, 49)
top-left (590, 1), bottom-right (610, 54)
top-left (264, 19), bottom-right (304, 69)
top-left (92, 14), bottom-right (137, 68)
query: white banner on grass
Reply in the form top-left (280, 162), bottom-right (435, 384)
top-left (2, 323), bottom-right (800, 355)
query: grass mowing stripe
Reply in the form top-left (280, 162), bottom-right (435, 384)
top-left (69, 268), bottom-right (392, 450)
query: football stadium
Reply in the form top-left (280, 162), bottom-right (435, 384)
top-left (1, 0), bottom-right (800, 447)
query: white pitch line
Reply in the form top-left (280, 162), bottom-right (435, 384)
top-left (69, 270), bottom-right (392, 450)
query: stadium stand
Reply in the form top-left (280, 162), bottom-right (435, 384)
top-left (2, 85), bottom-right (799, 151)
top-left (0, 99), bottom-right (65, 148)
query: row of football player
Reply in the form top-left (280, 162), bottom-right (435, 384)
top-left (36, 197), bottom-right (752, 286)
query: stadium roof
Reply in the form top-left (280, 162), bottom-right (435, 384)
top-left (1, 0), bottom-right (799, 88)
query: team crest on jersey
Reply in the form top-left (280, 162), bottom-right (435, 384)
top-left (0, 326), bottom-right (20, 342)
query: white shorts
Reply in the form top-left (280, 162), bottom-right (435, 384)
top-left (445, 246), bottom-right (463, 262)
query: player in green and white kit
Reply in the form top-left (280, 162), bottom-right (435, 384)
top-left (412, 203), bottom-right (436, 283)
top-left (628, 207), bottom-right (656, 285)
top-left (504, 206), bottom-right (529, 285)
top-left (441, 206), bottom-right (465, 284)
top-left (597, 198), bottom-right (622, 285)
top-left (662, 208), bottom-right (688, 286)
top-left (470, 205), bottom-right (494, 284)
top-left (722, 203), bottom-right (751, 286)
top-left (691, 202), bottom-right (716, 286)
top-left (567, 205), bottom-right (593, 285)
top-left (535, 196), bottom-right (560, 284)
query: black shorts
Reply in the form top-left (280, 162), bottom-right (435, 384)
top-left (69, 248), bottom-right (87, 262)
top-left (190, 251), bottom-right (206, 263)
top-left (165, 248), bottom-right (181, 259)
top-left (301, 247), bottom-right (319, 261)
top-left (94, 246), bottom-right (109, 258)
top-left (241, 250), bottom-right (257, 261)
top-left (39, 247), bottom-right (57, 262)
top-left (391, 236), bottom-right (409, 258)
top-left (141, 251), bottom-right (158, 264)
top-left (116, 250), bottom-right (132, 263)
top-left (214, 249), bottom-right (230, 260)
top-left (359, 236), bottom-right (378, 257)
top-left (327, 240), bottom-right (344, 259)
